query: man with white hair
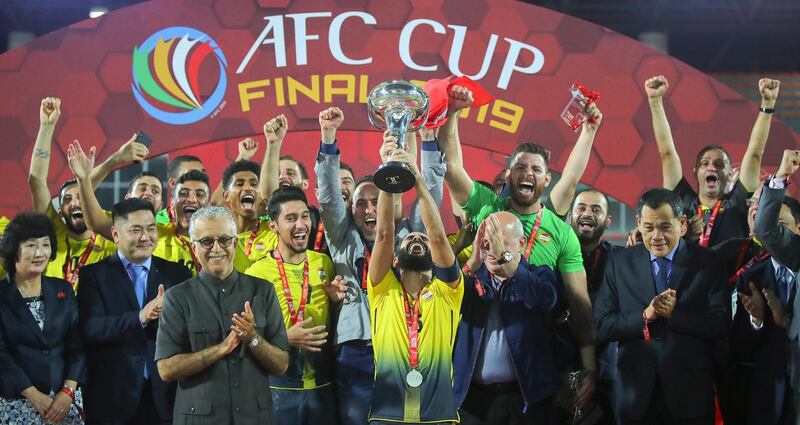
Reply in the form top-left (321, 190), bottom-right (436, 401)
top-left (155, 206), bottom-right (290, 425)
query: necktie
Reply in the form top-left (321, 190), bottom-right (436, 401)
top-left (130, 264), bottom-right (148, 380)
top-left (777, 266), bottom-right (794, 308)
top-left (655, 257), bottom-right (670, 293)
top-left (131, 264), bottom-right (147, 309)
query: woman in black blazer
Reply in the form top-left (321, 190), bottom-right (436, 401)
top-left (0, 211), bottom-right (85, 424)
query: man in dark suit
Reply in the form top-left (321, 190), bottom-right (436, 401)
top-left (78, 198), bottom-right (192, 424)
top-left (754, 148), bottom-right (800, 425)
top-left (593, 188), bottom-right (730, 425)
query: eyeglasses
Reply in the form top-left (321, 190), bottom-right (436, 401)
top-left (193, 236), bottom-right (235, 249)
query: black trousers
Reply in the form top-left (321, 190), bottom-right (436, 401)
top-left (459, 382), bottom-right (555, 425)
top-left (88, 380), bottom-right (170, 425)
top-left (619, 378), bottom-right (712, 425)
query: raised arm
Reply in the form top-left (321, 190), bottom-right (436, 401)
top-left (211, 137), bottom-right (260, 207)
top-left (88, 133), bottom-right (150, 188)
top-left (645, 76), bottom-right (683, 190)
top-left (28, 97), bottom-right (62, 213)
top-left (396, 133), bottom-right (416, 225)
top-left (314, 107), bottom-right (350, 245)
top-left (739, 78), bottom-right (780, 192)
top-left (755, 149), bottom-right (800, 271)
top-left (440, 86), bottom-right (476, 206)
top-left (407, 127), bottom-right (447, 233)
top-left (66, 141), bottom-right (113, 240)
top-left (394, 150), bottom-right (457, 286)
top-left (369, 132), bottom-right (400, 285)
top-left (548, 104), bottom-right (603, 216)
top-left (260, 115), bottom-right (288, 202)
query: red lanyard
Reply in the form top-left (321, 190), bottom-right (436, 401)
top-left (523, 209), bottom-right (544, 259)
top-left (729, 249), bottom-right (770, 283)
top-left (697, 199), bottom-right (722, 247)
top-left (361, 248), bottom-right (371, 291)
top-left (174, 227), bottom-right (201, 272)
top-left (402, 291), bottom-right (421, 369)
top-left (167, 202), bottom-right (176, 224)
top-left (274, 250), bottom-right (310, 325)
top-left (64, 234), bottom-right (96, 289)
top-left (313, 220), bottom-right (325, 252)
top-left (243, 221), bottom-right (260, 257)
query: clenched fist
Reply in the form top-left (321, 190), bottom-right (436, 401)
top-left (644, 76), bottom-right (668, 99)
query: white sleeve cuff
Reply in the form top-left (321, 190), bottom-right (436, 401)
top-left (769, 178), bottom-right (787, 189)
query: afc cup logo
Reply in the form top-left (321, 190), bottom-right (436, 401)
top-left (132, 26), bottom-right (227, 125)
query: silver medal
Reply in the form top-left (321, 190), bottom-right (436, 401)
top-left (406, 369), bottom-right (423, 388)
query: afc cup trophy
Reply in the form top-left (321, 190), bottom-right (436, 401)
top-left (367, 80), bottom-right (430, 193)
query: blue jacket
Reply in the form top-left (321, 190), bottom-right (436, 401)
top-left (453, 260), bottom-right (558, 408)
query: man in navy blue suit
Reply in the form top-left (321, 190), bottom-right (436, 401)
top-left (593, 188), bottom-right (730, 425)
top-left (78, 198), bottom-right (191, 424)
top-left (750, 148), bottom-right (800, 425)
top-left (453, 211), bottom-right (559, 424)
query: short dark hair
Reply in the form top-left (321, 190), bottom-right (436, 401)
top-left (782, 196), bottom-right (800, 226)
top-left (280, 155), bottom-right (308, 180)
top-left (510, 143), bottom-right (551, 171)
top-left (59, 179), bottom-right (78, 199)
top-left (339, 162), bottom-right (355, 180)
top-left (222, 160), bottom-right (260, 190)
top-left (168, 155), bottom-right (203, 179)
top-left (354, 175), bottom-right (374, 192)
top-left (177, 169), bottom-right (210, 190)
top-left (0, 211), bottom-right (57, 279)
top-left (267, 187), bottom-right (308, 220)
top-left (694, 145), bottom-right (732, 170)
top-left (127, 171), bottom-right (163, 195)
top-left (112, 198), bottom-right (156, 224)
top-left (637, 188), bottom-right (684, 218)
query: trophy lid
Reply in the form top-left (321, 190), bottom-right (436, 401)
top-left (367, 80), bottom-right (430, 132)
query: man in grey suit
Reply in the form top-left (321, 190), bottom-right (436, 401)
top-left (156, 206), bottom-right (289, 424)
top-left (755, 148), bottom-right (800, 425)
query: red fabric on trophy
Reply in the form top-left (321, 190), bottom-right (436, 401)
top-left (423, 75), bottom-right (495, 128)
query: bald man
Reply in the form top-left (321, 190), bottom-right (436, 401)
top-left (453, 211), bottom-right (559, 424)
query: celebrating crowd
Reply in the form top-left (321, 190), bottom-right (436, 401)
top-left (0, 75), bottom-right (798, 425)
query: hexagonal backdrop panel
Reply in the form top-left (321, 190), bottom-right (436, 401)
top-left (0, 0), bottom-right (798, 220)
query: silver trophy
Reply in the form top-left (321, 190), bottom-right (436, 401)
top-left (367, 80), bottom-right (430, 193)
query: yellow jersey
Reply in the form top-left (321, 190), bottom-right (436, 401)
top-left (245, 250), bottom-right (336, 390)
top-left (233, 218), bottom-right (279, 273)
top-left (367, 270), bottom-right (463, 423)
top-left (153, 222), bottom-right (198, 275)
top-left (44, 205), bottom-right (117, 293)
top-left (0, 216), bottom-right (9, 279)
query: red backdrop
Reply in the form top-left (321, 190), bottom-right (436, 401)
top-left (1, 0), bottom-right (798, 218)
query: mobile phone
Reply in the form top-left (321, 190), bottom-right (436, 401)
top-left (135, 131), bottom-right (152, 147)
